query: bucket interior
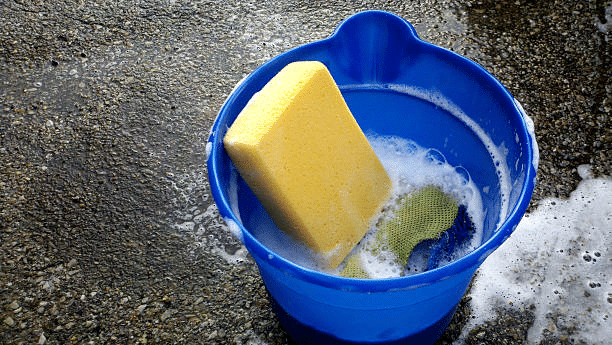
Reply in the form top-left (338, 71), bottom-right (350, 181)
top-left (230, 86), bottom-right (525, 264)
top-left (208, 10), bottom-right (536, 289)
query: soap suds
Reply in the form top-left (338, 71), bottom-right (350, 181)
top-left (168, 169), bottom-right (247, 265)
top-left (463, 165), bottom-right (612, 344)
top-left (388, 84), bottom-right (511, 224)
top-left (514, 98), bottom-right (539, 171)
top-left (337, 134), bottom-right (484, 278)
top-left (225, 218), bottom-right (244, 244)
top-left (205, 141), bottom-right (212, 159)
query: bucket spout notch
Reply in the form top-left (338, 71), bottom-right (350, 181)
top-left (329, 11), bottom-right (421, 84)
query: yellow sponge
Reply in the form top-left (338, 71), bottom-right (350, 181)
top-left (223, 61), bottom-right (391, 268)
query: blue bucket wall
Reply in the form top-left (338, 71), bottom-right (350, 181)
top-left (207, 10), bottom-right (537, 345)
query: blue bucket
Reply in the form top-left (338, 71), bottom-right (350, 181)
top-left (207, 10), bottom-right (537, 345)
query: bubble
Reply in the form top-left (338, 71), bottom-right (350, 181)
top-left (588, 282), bottom-right (601, 289)
top-left (425, 149), bottom-right (446, 165)
top-left (454, 166), bottom-right (471, 186)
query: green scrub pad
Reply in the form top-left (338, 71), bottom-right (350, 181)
top-left (341, 185), bottom-right (459, 278)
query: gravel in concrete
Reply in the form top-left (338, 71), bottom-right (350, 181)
top-left (1, 0), bottom-right (609, 344)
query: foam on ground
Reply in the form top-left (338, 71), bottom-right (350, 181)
top-left (463, 165), bottom-right (612, 344)
top-left (169, 169), bottom-right (248, 265)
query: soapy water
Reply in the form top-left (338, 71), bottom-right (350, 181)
top-left (343, 83), bottom-right (517, 226)
top-left (247, 134), bottom-right (485, 277)
top-left (460, 166), bottom-right (612, 344)
top-left (241, 84), bottom-right (525, 276)
top-left (211, 84), bottom-right (533, 275)
top-left (338, 134), bottom-right (485, 278)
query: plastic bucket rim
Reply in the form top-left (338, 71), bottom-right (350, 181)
top-left (206, 10), bottom-right (537, 292)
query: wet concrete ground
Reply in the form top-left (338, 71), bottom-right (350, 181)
top-left (1, 0), bottom-right (610, 344)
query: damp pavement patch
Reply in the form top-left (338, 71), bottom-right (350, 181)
top-left (1, 0), bottom-right (609, 344)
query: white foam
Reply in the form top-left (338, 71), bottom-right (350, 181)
top-left (225, 218), bottom-right (244, 244)
top-left (464, 166), bottom-right (612, 344)
top-left (167, 168), bottom-right (248, 265)
top-left (359, 243), bottom-right (404, 278)
top-left (211, 243), bottom-right (249, 264)
top-left (340, 134), bottom-right (485, 278)
top-left (370, 134), bottom-right (485, 237)
top-left (390, 85), bottom-right (511, 224)
top-left (205, 141), bottom-right (212, 160)
top-left (514, 98), bottom-right (539, 171)
top-left (577, 164), bottom-right (594, 179)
